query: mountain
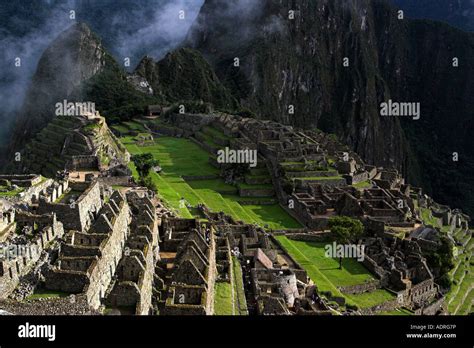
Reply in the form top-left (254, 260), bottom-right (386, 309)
top-left (12, 114), bottom-right (129, 177)
top-left (134, 48), bottom-right (237, 109)
top-left (0, 0), bottom-right (204, 153)
top-left (6, 22), bottom-right (235, 162)
top-left (184, 0), bottom-right (474, 216)
top-left (389, 0), bottom-right (474, 32)
top-left (7, 23), bottom-right (106, 156)
top-left (4, 1), bottom-right (474, 217)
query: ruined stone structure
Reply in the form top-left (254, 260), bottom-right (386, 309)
top-left (363, 236), bottom-right (441, 312)
top-left (156, 218), bottom-right (216, 315)
top-left (44, 190), bottom-right (130, 309)
top-left (0, 212), bottom-right (64, 299)
top-left (16, 114), bottom-right (130, 178)
top-left (105, 191), bottom-right (158, 315)
top-left (151, 111), bottom-right (472, 315)
top-left (1, 111), bottom-right (471, 316)
top-left (38, 181), bottom-right (101, 232)
top-left (158, 113), bottom-right (417, 233)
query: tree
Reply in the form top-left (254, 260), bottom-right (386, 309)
top-left (141, 175), bottom-right (158, 193)
top-left (329, 216), bottom-right (364, 269)
top-left (131, 153), bottom-right (159, 178)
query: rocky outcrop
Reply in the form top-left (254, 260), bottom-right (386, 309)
top-left (8, 23), bottom-right (106, 156)
top-left (185, 0), bottom-right (411, 171)
top-left (185, 0), bottom-right (474, 215)
top-left (10, 115), bottom-right (129, 177)
top-left (134, 48), bottom-right (237, 109)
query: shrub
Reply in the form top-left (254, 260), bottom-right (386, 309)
top-left (141, 175), bottom-right (158, 193)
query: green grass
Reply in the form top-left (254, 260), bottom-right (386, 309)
top-left (275, 236), bottom-right (396, 309)
top-left (188, 179), bottom-right (237, 193)
top-left (420, 208), bottom-right (441, 227)
top-left (232, 256), bottom-right (248, 315)
top-left (346, 289), bottom-right (396, 308)
top-left (202, 126), bottom-right (231, 140)
top-left (353, 180), bottom-right (372, 189)
top-left (196, 131), bottom-right (222, 150)
top-left (377, 308), bottom-right (413, 315)
top-left (26, 289), bottom-right (69, 300)
top-left (0, 186), bottom-right (24, 197)
top-left (448, 271), bottom-right (473, 314)
top-left (121, 135), bottom-right (301, 230)
top-left (214, 257), bottom-right (249, 315)
top-left (111, 124), bottom-right (130, 134)
top-left (123, 121), bottom-right (147, 132)
top-left (447, 262), bottom-right (473, 314)
top-left (214, 282), bottom-right (234, 315)
top-left (238, 183), bottom-right (274, 190)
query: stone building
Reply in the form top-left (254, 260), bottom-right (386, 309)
top-left (0, 212), bottom-right (64, 299)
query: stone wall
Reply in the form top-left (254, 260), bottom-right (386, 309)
top-left (0, 174), bottom-right (42, 187)
top-left (38, 181), bottom-right (102, 232)
top-left (66, 155), bottom-right (99, 171)
top-left (420, 297), bottom-right (445, 315)
top-left (45, 191), bottom-right (130, 310)
top-left (338, 280), bottom-right (381, 295)
top-left (0, 213), bottom-right (64, 299)
top-left (98, 176), bottom-right (134, 187)
top-left (163, 285), bottom-right (207, 315)
top-left (83, 196), bottom-right (130, 309)
top-left (359, 298), bottom-right (400, 315)
top-left (287, 232), bottom-right (333, 243)
top-left (239, 187), bottom-right (275, 197)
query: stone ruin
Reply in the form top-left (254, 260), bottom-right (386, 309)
top-left (156, 112), bottom-right (417, 234)
top-left (211, 217), bottom-right (331, 316)
top-left (149, 111), bottom-right (472, 315)
top-left (156, 218), bottom-right (216, 315)
top-left (362, 235), bottom-right (442, 314)
top-left (1, 110), bottom-right (471, 316)
top-left (0, 211), bottom-right (64, 300)
top-left (0, 172), bottom-right (162, 315)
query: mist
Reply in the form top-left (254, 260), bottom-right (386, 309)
top-left (0, 0), bottom-right (205, 146)
top-left (0, 0), bottom-right (74, 143)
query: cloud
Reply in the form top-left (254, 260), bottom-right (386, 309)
top-left (112, 0), bottom-right (205, 65)
top-left (0, 0), bottom-right (205, 144)
top-left (0, 0), bottom-right (74, 142)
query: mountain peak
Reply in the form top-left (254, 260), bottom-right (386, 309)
top-left (7, 23), bottom-right (107, 158)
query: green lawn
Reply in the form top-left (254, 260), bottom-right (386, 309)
top-left (420, 208), bottom-right (441, 228)
top-left (275, 236), bottom-right (396, 309)
top-left (111, 124), bottom-right (130, 134)
top-left (123, 121), bottom-right (147, 132)
top-left (214, 257), bottom-right (249, 315)
top-left (377, 308), bottom-right (413, 315)
top-left (238, 182), bottom-right (274, 190)
top-left (232, 256), bottom-right (248, 315)
top-left (0, 186), bottom-right (24, 197)
top-left (353, 180), bottom-right (372, 189)
top-left (202, 126), bottom-right (231, 140)
top-left (26, 289), bottom-right (70, 300)
top-left (121, 135), bottom-right (301, 230)
top-left (214, 282), bottom-right (234, 315)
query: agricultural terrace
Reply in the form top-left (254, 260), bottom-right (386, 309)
top-left (275, 236), bottom-right (397, 310)
top-left (118, 121), bottom-right (301, 230)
